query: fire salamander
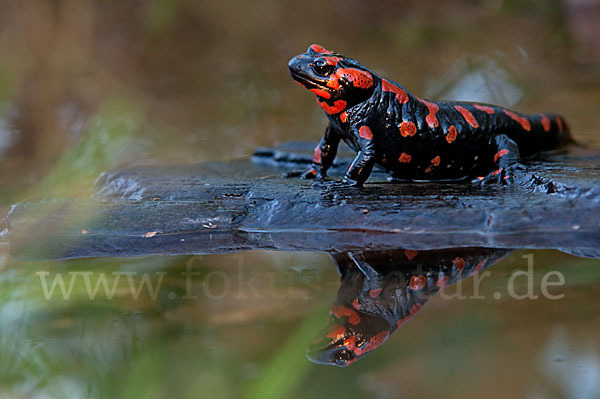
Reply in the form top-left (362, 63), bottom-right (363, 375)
top-left (308, 248), bottom-right (510, 366)
top-left (288, 44), bottom-right (571, 187)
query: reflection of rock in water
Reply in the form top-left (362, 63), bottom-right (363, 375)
top-left (308, 248), bottom-right (510, 367)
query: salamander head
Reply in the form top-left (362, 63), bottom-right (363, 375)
top-left (288, 44), bottom-right (377, 114)
top-left (307, 305), bottom-right (391, 367)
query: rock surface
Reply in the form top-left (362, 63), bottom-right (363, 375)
top-left (6, 142), bottom-right (600, 260)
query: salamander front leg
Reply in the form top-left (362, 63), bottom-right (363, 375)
top-left (342, 126), bottom-right (377, 187)
top-left (302, 125), bottom-right (340, 180)
top-left (474, 134), bottom-right (525, 185)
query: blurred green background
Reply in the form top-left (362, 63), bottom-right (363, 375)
top-left (0, 0), bottom-right (600, 398)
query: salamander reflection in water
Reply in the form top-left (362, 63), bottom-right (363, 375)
top-left (308, 248), bottom-right (510, 367)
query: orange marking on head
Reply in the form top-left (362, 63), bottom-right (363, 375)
top-left (494, 149), bottom-right (509, 163)
top-left (503, 110), bottom-right (531, 131)
top-left (352, 297), bottom-right (360, 310)
top-left (477, 176), bottom-right (484, 180)
top-left (399, 121), bottom-right (417, 137)
top-left (313, 146), bottom-right (322, 163)
top-left (398, 152), bottom-right (412, 163)
top-left (317, 98), bottom-right (347, 114)
top-left (339, 111), bottom-right (348, 123)
top-left (556, 116), bottom-right (564, 133)
top-left (361, 330), bottom-right (390, 354)
top-left (309, 44), bottom-right (334, 54)
top-left (446, 125), bottom-right (457, 143)
top-left (310, 88), bottom-right (331, 99)
top-left (323, 56), bottom-right (342, 66)
top-left (381, 79), bottom-right (409, 104)
top-left (539, 113), bottom-right (551, 132)
top-left (431, 156), bottom-right (441, 166)
top-left (331, 305), bottom-right (361, 325)
top-left (455, 105), bottom-right (480, 128)
top-left (405, 249), bottom-right (418, 260)
top-left (409, 275), bottom-right (427, 290)
top-left (335, 67), bottom-right (374, 89)
top-left (473, 104), bottom-right (495, 114)
top-left (369, 288), bottom-right (382, 298)
top-left (326, 324), bottom-right (347, 340)
top-left (492, 168), bottom-right (503, 176)
top-left (436, 276), bottom-right (449, 287)
top-left (358, 126), bottom-right (373, 140)
top-left (326, 76), bottom-right (340, 90)
top-left (453, 257), bottom-right (466, 272)
top-left (343, 336), bottom-right (356, 351)
top-left (419, 99), bottom-right (440, 128)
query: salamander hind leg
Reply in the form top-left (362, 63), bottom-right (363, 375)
top-left (474, 134), bottom-right (525, 185)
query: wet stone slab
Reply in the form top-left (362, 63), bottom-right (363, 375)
top-left (5, 141), bottom-right (600, 260)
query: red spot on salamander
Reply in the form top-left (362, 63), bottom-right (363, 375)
top-left (492, 168), bottom-right (503, 176)
top-left (556, 116), bottom-right (564, 133)
top-left (446, 125), bottom-right (457, 143)
top-left (399, 152), bottom-right (412, 163)
top-left (326, 324), bottom-right (347, 340)
top-left (359, 126), bottom-right (373, 140)
top-left (352, 297), bottom-right (360, 310)
top-left (323, 56), bottom-right (342, 66)
top-left (331, 305), bottom-right (361, 325)
top-left (396, 303), bottom-right (422, 327)
top-left (431, 156), bottom-right (441, 166)
top-left (310, 88), bottom-right (331, 99)
top-left (318, 98), bottom-right (347, 114)
top-left (494, 149), bottom-right (509, 163)
top-left (470, 257), bottom-right (488, 275)
top-left (381, 79), bottom-right (409, 104)
top-left (360, 330), bottom-right (390, 354)
top-left (436, 275), bottom-right (449, 287)
top-left (339, 111), bottom-right (348, 123)
top-left (369, 288), bottom-right (382, 298)
top-left (409, 275), bottom-right (427, 291)
top-left (309, 169), bottom-right (317, 176)
top-left (453, 257), bottom-right (466, 272)
top-left (404, 249), bottom-right (418, 260)
top-left (313, 146), bottom-right (322, 164)
top-left (503, 110), bottom-right (531, 131)
top-left (424, 166), bottom-right (433, 174)
top-left (399, 121), bottom-right (417, 137)
top-left (309, 44), bottom-right (334, 54)
top-left (455, 105), bottom-right (480, 128)
top-left (473, 104), bottom-right (495, 114)
top-left (326, 76), bottom-right (340, 90)
top-left (419, 98), bottom-right (440, 128)
top-left (539, 113), bottom-right (551, 132)
top-left (335, 68), bottom-right (374, 89)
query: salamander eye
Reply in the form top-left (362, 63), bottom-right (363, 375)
top-left (312, 59), bottom-right (334, 76)
top-left (331, 349), bottom-right (353, 366)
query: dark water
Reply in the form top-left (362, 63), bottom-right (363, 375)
top-left (1, 1), bottom-right (599, 398)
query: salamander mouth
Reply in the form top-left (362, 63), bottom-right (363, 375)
top-left (289, 70), bottom-right (332, 92)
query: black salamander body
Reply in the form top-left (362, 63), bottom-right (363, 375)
top-left (288, 44), bottom-right (571, 186)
